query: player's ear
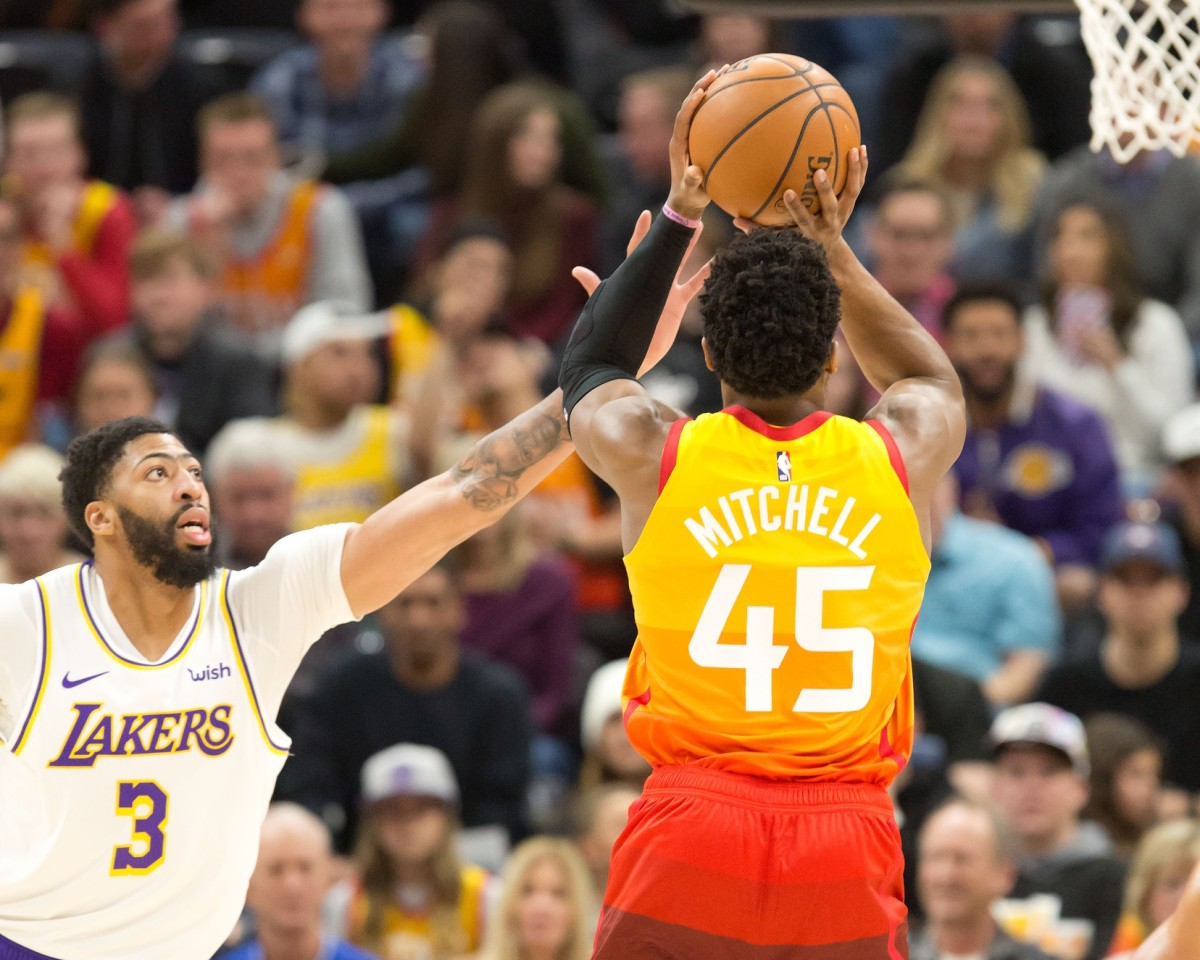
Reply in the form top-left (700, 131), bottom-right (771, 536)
top-left (85, 500), bottom-right (116, 541)
top-left (825, 339), bottom-right (839, 375)
top-left (701, 337), bottom-right (716, 372)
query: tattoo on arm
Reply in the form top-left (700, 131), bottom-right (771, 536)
top-left (450, 405), bottom-right (567, 511)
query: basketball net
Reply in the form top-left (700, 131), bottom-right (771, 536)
top-left (1076, 0), bottom-right (1200, 162)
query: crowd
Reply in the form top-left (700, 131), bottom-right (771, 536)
top-left (4, 1), bottom-right (1200, 958)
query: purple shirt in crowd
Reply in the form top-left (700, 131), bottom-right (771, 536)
top-left (954, 378), bottom-right (1124, 567)
top-left (461, 554), bottom-right (579, 733)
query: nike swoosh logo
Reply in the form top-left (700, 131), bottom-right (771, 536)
top-left (62, 671), bottom-right (109, 689)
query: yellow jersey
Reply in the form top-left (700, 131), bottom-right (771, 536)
top-left (622, 405), bottom-right (929, 785)
top-left (0, 287), bottom-right (47, 459)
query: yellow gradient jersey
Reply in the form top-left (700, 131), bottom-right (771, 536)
top-left (622, 406), bottom-right (929, 785)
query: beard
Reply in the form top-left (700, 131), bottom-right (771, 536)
top-left (118, 504), bottom-right (217, 588)
top-left (956, 362), bottom-right (1016, 405)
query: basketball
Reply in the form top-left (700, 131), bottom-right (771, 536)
top-left (688, 54), bottom-right (861, 226)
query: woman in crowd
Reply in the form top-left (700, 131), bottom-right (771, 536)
top-left (70, 340), bottom-right (158, 439)
top-left (1084, 714), bottom-right (1166, 860)
top-left (578, 659), bottom-right (651, 792)
top-left (895, 55), bottom-right (1045, 279)
top-left (481, 837), bottom-right (597, 960)
top-left (0, 444), bottom-right (85, 582)
top-left (1108, 820), bottom-right (1200, 957)
top-left (1024, 197), bottom-right (1194, 491)
top-left (343, 744), bottom-right (495, 960)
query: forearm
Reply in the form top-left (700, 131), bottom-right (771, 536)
top-left (826, 239), bottom-right (957, 396)
top-left (982, 650), bottom-right (1049, 706)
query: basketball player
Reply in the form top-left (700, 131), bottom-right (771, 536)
top-left (0, 74), bottom-right (717, 960)
top-left (559, 130), bottom-right (966, 955)
top-left (1135, 860), bottom-right (1200, 959)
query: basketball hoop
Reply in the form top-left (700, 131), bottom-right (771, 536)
top-left (1075, 0), bottom-right (1200, 161)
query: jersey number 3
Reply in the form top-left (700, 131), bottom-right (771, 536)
top-left (689, 564), bottom-right (876, 713)
top-left (111, 780), bottom-right (168, 875)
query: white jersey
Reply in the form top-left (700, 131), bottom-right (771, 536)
top-left (0, 525), bottom-right (357, 960)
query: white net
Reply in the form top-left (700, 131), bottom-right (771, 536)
top-left (1076, 0), bottom-right (1200, 162)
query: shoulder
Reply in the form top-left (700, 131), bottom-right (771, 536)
top-left (579, 393), bottom-right (678, 467)
top-left (461, 653), bottom-right (530, 700)
top-left (312, 183), bottom-right (355, 218)
top-left (252, 45), bottom-right (316, 88)
top-left (1133, 299), bottom-right (1187, 335)
top-left (1034, 386), bottom-right (1108, 430)
top-left (953, 515), bottom-right (1047, 564)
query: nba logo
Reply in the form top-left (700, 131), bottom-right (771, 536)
top-left (776, 451), bottom-right (792, 482)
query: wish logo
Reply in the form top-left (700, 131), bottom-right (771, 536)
top-left (188, 663), bottom-right (232, 683)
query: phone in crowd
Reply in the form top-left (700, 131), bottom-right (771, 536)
top-left (1055, 286), bottom-right (1111, 366)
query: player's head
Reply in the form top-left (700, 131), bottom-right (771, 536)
top-left (60, 416), bottom-right (215, 588)
top-left (698, 229), bottom-right (841, 401)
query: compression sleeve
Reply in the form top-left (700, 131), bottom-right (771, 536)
top-left (558, 211), bottom-right (696, 425)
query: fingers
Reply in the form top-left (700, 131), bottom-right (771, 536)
top-left (683, 257), bottom-right (713, 294)
top-left (782, 189), bottom-right (817, 232)
top-left (732, 217), bottom-right (756, 234)
top-left (625, 210), bottom-right (652, 256)
top-left (571, 266), bottom-right (601, 296)
top-left (811, 166), bottom-right (839, 221)
top-left (839, 145), bottom-right (867, 219)
top-left (671, 68), bottom-right (717, 155)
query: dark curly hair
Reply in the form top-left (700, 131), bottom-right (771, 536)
top-left (699, 230), bottom-right (842, 399)
top-left (60, 417), bottom-right (173, 548)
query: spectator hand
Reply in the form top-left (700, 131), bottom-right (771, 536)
top-left (1078, 326), bottom-right (1124, 371)
top-left (571, 210), bottom-right (713, 377)
top-left (34, 184), bottom-right (79, 253)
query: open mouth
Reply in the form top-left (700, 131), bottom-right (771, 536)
top-left (176, 508), bottom-right (212, 547)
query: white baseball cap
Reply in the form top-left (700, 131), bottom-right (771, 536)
top-left (581, 659), bottom-right (629, 753)
top-left (360, 743), bottom-right (459, 807)
top-left (280, 300), bottom-right (391, 366)
top-left (1163, 403), bottom-right (1200, 464)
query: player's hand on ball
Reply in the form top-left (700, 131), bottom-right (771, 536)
top-left (780, 144), bottom-right (868, 248)
top-left (666, 70), bottom-right (719, 222)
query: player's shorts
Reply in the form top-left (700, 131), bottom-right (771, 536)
top-left (0, 933), bottom-right (57, 960)
top-left (593, 765), bottom-right (908, 960)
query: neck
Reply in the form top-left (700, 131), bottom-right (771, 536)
top-left (524, 947), bottom-right (561, 960)
top-left (392, 858), bottom-right (434, 885)
top-left (965, 387), bottom-right (1013, 429)
top-left (1103, 630), bottom-right (1179, 687)
top-left (319, 45), bottom-right (371, 97)
top-left (112, 55), bottom-right (166, 90)
top-left (722, 389), bottom-right (824, 425)
top-left (388, 647), bottom-right (460, 690)
top-left (257, 923), bottom-right (323, 960)
top-left (92, 552), bottom-right (197, 661)
top-left (290, 392), bottom-right (352, 432)
top-left (1022, 820), bottom-right (1077, 859)
top-left (943, 154), bottom-right (991, 189)
top-left (927, 914), bottom-right (997, 956)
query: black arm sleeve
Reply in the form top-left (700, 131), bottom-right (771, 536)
top-left (558, 212), bottom-right (696, 424)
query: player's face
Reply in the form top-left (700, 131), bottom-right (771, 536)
top-left (1098, 562), bottom-right (1188, 637)
top-left (370, 796), bottom-right (450, 865)
top-left (101, 433), bottom-right (216, 588)
top-left (991, 747), bottom-right (1087, 848)
top-left (247, 827), bottom-right (329, 935)
top-left (946, 299), bottom-right (1022, 402)
top-left (512, 858), bottom-right (576, 953)
top-left (917, 807), bottom-right (1011, 925)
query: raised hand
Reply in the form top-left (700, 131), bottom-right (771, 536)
top-left (666, 69), bottom-right (719, 222)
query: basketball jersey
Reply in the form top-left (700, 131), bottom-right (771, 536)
top-left (0, 526), bottom-right (356, 960)
top-left (623, 406), bottom-right (929, 784)
top-left (386, 304), bottom-right (438, 405)
top-left (20, 181), bottom-right (118, 269)
top-left (0, 287), bottom-right (46, 459)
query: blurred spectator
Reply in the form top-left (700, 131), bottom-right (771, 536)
top-left (1107, 820), bottom-right (1200, 957)
top-left (578, 659), bottom-right (650, 792)
top-left (1024, 198), bottom-right (1193, 489)
top-left (1082, 714), bottom-right (1165, 860)
top-left (251, 0), bottom-right (424, 159)
top-left (910, 799), bottom-right (1054, 960)
top-left (126, 230), bottom-right (276, 456)
top-left (692, 15), bottom-right (787, 74)
top-left (70, 339), bottom-right (157, 436)
top-left (944, 280), bottom-right (1123, 613)
top-left (895, 56), bottom-right (1045, 279)
top-left (280, 562), bottom-right (532, 853)
top-left (875, 14), bottom-right (1091, 177)
top-left (456, 508), bottom-right (578, 736)
top-left (1033, 147), bottom-right (1200, 339)
top-left (169, 94), bottom-right (372, 356)
top-left (990, 702), bottom-right (1127, 960)
top-left (267, 301), bottom-right (407, 531)
top-left (0, 445), bottom-right (84, 582)
top-left (0, 193), bottom-right (84, 456)
top-left (342, 744), bottom-right (495, 959)
top-left (80, 0), bottom-right (219, 212)
top-left (573, 783), bottom-right (640, 899)
top-left (178, 0), bottom-right (300, 28)
top-left (865, 179), bottom-right (956, 340)
top-left (0, 0), bottom-right (87, 28)
top-left (1038, 522), bottom-right (1200, 796)
top-left (416, 82), bottom-right (599, 345)
top-left (224, 803), bottom-right (378, 960)
top-left (205, 417), bottom-right (295, 570)
top-left (480, 837), bottom-right (596, 960)
top-left (6, 93), bottom-right (135, 339)
top-left (911, 473), bottom-right (1061, 707)
top-left (1159, 403), bottom-right (1200, 639)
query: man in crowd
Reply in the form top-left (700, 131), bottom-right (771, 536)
top-left (126, 230), bottom-right (276, 456)
top-left (279, 562), bottom-right (532, 852)
top-left (911, 799), bottom-right (1055, 960)
top-left (0, 445), bottom-right (85, 584)
top-left (574, 782), bottom-right (642, 898)
top-left (170, 93), bottom-right (372, 356)
top-left (5, 92), bottom-right (134, 339)
top-left (1160, 402), bottom-right (1200, 637)
top-left (990, 703), bottom-right (1127, 960)
top-left (912, 473), bottom-right (1061, 707)
top-left (944, 280), bottom-right (1123, 614)
top-left (1038, 521), bottom-right (1200, 797)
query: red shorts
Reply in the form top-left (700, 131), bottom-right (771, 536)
top-left (594, 766), bottom-right (908, 960)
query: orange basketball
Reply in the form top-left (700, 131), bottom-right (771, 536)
top-left (688, 54), bottom-right (861, 226)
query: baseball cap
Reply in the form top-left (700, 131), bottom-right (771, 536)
top-left (990, 702), bottom-right (1090, 778)
top-left (1101, 521), bottom-right (1184, 575)
top-left (360, 744), bottom-right (459, 807)
top-left (280, 300), bottom-right (391, 365)
top-left (1163, 403), bottom-right (1200, 464)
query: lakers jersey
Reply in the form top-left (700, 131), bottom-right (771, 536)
top-left (623, 406), bottom-right (929, 785)
top-left (0, 525), bottom-right (357, 960)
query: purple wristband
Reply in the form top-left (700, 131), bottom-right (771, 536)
top-left (662, 203), bottom-right (700, 229)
